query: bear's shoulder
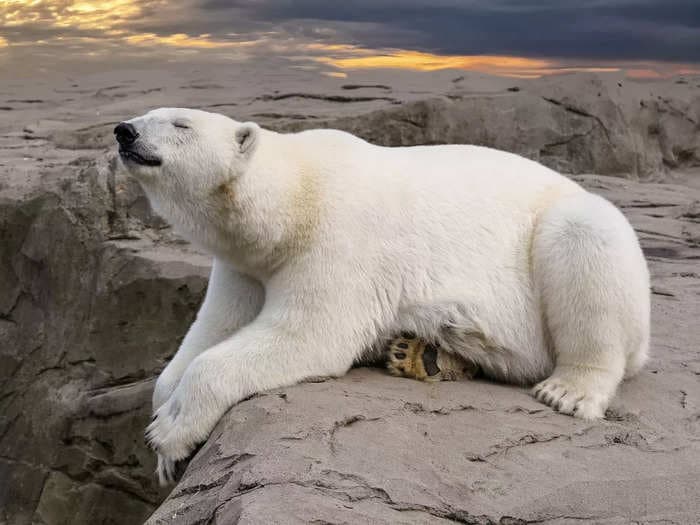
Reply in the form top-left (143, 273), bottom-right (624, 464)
top-left (289, 127), bottom-right (370, 149)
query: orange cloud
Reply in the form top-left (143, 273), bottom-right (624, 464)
top-left (317, 49), bottom-right (552, 72)
top-left (624, 64), bottom-right (700, 79)
top-left (1, 0), bottom-right (146, 31)
top-left (125, 33), bottom-right (259, 49)
top-left (1, 1), bottom-right (260, 50)
top-left (312, 47), bottom-right (622, 77)
top-left (2, 3), bottom-right (697, 79)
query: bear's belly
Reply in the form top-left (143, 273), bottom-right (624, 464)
top-left (392, 286), bottom-right (553, 385)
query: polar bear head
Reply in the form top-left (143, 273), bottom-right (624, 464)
top-left (114, 107), bottom-right (319, 272)
top-left (115, 107), bottom-right (259, 197)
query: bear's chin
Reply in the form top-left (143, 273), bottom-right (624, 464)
top-left (119, 148), bottom-right (162, 167)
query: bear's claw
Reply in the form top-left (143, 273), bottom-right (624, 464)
top-left (532, 376), bottom-right (608, 420)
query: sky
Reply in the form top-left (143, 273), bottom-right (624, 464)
top-left (1, 0), bottom-right (699, 78)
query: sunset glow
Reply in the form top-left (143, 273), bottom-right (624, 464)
top-left (0, 0), bottom-right (265, 51)
top-left (317, 50), bottom-right (552, 72)
top-left (625, 66), bottom-right (700, 79)
top-left (124, 33), bottom-right (259, 50)
top-left (1, 0), bottom-right (146, 30)
top-left (1, 0), bottom-right (697, 79)
top-left (312, 48), bottom-right (627, 77)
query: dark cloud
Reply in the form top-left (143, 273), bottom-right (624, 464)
top-left (200, 0), bottom-right (700, 62)
top-left (1, 0), bottom-right (698, 70)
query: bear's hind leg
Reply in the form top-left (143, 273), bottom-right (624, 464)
top-left (386, 335), bottom-right (479, 382)
top-left (532, 192), bottom-right (650, 419)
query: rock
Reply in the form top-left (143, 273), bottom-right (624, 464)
top-left (50, 122), bottom-right (119, 151)
top-left (148, 176), bottom-right (700, 525)
top-left (1, 70), bottom-right (699, 524)
top-left (279, 74), bottom-right (700, 178)
top-left (0, 152), bottom-right (210, 524)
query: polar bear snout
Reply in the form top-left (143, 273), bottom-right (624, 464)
top-left (115, 120), bottom-right (163, 167)
top-left (114, 122), bottom-right (139, 146)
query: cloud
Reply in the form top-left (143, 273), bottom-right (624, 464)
top-left (224, 0), bottom-right (700, 62)
top-left (1, 0), bottom-right (698, 77)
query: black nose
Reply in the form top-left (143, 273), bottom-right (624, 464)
top-left (114, 122), bottom-right (139, 146)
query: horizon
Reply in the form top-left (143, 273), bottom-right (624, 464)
top-left (2, 0), bottom-right (699, 79)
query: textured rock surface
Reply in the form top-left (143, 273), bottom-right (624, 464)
top-left (0, 152), bottom-right (211, 524)
top-left (148, 175), bottom-right (700, 525)
top-left (280, 74), bottom-right (700, 178)
top-left (1, 69), bottom-right (699, 524)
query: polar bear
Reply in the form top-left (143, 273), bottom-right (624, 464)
top-left (115, 107), bottom-right (650, 484)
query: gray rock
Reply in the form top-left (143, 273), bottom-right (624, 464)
top-left (280, 75), bottom-right (700, 178)
top-left (1, 70), bottom-right (699, 524)
top-left (0, 153), bottom-right (210, 525)
top-left (148, 175), bottom-right (700, 525)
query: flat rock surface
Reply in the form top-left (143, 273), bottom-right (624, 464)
top-left (0, 68), bottom-right (699, 524)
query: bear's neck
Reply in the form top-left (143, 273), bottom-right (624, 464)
top-left (151, 133), bottom-right (322, 281)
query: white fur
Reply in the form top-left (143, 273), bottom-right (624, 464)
top-left (118, 108), bottom-right (650, 484)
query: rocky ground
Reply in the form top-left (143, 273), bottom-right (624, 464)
top-left (0, 68), bottom-right (699, 524)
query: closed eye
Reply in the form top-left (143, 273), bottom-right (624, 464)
top-left (172, 120), bottom-right (191, 129)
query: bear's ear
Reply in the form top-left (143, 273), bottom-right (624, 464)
top-left (235, 122), bottom-right (259, 156)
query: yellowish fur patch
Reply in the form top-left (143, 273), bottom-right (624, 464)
top-left (288, 168), bottom-right (321, 249)
top-left (213, 179), bottom-right (236, 202)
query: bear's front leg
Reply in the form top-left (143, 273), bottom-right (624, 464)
top-left (152, 260), bottom-right (264, 412)
top-left (146, 291), bottom-right (367, 485)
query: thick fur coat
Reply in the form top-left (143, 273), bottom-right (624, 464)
top-left (116, 108), bottom-right (650, 484)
